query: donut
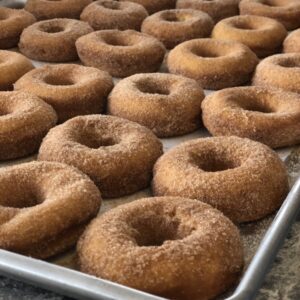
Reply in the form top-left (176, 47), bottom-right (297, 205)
top-left (202, 86), bottom-right (300, 148)
top-left (0, 7), bottom-right (36, 49)
top-left (15, 64), bottom-right (113, 123)
top-left (239, 0), bottom-right (300, 30)
top-left (78, 196), bottom-right (244, 300)
top-left (107, 73), bottom-right (205, 137)
top-left (167, 38), bottom-right (258, 90)
top-left (80, 0), bottom-right (148, 31)
top-left (19, 18), bottom-right (93, 62)
top-left (252, 53), bottom-right (300, 94)
top-left (176, 0), bottom-right (240, 22)
top-left (38, 115), bottom-right (163, 198)
top-left (141, 9), bottom-right (214, 49)
top-left (0, 50), bottom-right (34, 91)
top-left (24, 0), bottom-right (93, 20)
top-left (152, 136), bottom-right (289, 223)
top-left (283, 29), bottom-right (300, 53)
top-left (119, 0), bottom-right (176, 14)
top-left (0, 91), bottom-right (57, 160)
top-left (212, 15), bottom-right (287, 58)
top-left (76, 29), bottom-right (166, 78)
top-left (0, 161), bottom-right (101, 259)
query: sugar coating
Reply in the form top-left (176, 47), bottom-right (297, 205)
top-left (284, 29), bottom-right (300, 53)
top-left (119, 0), bottom-right (176, 14)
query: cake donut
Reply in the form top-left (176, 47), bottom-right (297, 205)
top-left (283, 29), bottom-right (300, 53)
top-left (167, 38), bottom-right (258, 90)
top-left (141, 9), bottom-right (214, 49)
top-left (0, 161), bottom-right (101, 259)
top-left (38, 115), bottom-right (163, 198)
top-left (202, 86), bottom-right (300, 148)
top-left (0, 51), bottom-right (34, 91)
top-left (15, 64), bottom-right (113, 123)
top-left (80, 0), bottom-right (148, 31)
top-left (19, 18), bottom-right (93, 62)
top-left (76, 29), bottom-right (166, 78)
top-left (152, 136), bottom-right (289, 223)
top-left (0, 91), bottom-right (57, 160)
top-left (252, 53), bottom-right (300, 94)
top-left (0, 7), bottom-right (36, 49)
top-left (119, 0), bottom-right (176, 14)
top-left (78, 197), bottom-right (244, 300)
top-left (176, 0), bottom-right (240, 22)
top-left (108, 73), bottom-right (205, 137)
top-left (25, 0), bottom-right (92, 20)
top-left (212, 15), bottom-right (287, 58)
top-left (239, 0), bottom-right (300, 30)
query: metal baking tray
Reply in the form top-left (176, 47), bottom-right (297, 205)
top-left (1, 1), bottom-right (300, 299)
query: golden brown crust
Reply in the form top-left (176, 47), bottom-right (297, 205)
top-left (152, 136), bottom-right (289, 223)
top-left (202, 86), bottom-right (300, 148)
top-left (239, 0), bottom-right (300, 30)
top-left (25, 0), bottom-right (92, 20)
top-left (19, 18), bottom-right (93, 62)
top-left (15, 64), bottom-right (113, 123)
top-left (252, 53), bottom-right (300, 94)
top-left (167, 38), bottom-right (258, 90)
top-left (38, 115), bottom-right (163, 198)
top-left (283, 29), bottom-right (300, 54)
top-left (0, 91), bottom-right (57, 160)
top-left (212, 15), bottom-right (287, 58)
top-left (76, 29), bottom-right (166, 78)
top-left (176, 0), bottom-right (240, 22)
top-left (0, 8), bottom-right (36, 49)
top-left (119, 0), bottom-right (176, 14)
top-left (0, 161), bottom-right (101, 259)
top-left (0, 50), bottom-right (34, 91)
top-left (141, 9), bottom-right (214, 49)
top-left (107, 73), bottom-right (205, 137)
top-left (80, 0), bottom-right (148, 31)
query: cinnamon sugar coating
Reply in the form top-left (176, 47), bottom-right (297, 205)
top-left (202, 86), bottom-right (300, 148)
top-left (167, 38), bottom-right (258, 90)
top-left (81, 0), bottom-right (148, 31)
top-left (0, 7), bottom-right (36, 49)
top-left (76, 29), bottom-right (166, 78)
top-left (78, 196), bottom-right (244, 300)
top-left (141, 9), bottom-right (214, 49)
top-left (0, 91), bottom-right (57, 160)
top-left (119, 0), bottom-right (176, 14)
top-left (38, 115), bottom-right (163, 198)
top-left (19, 18), bottom-right (93, 62)
top-left (0, 50), bottom-right (34, 91)
top-left (15, 64), bottom-right (113, 123)
top-left (152, 136), bottom-right (289, 223)
top-left (108, 73), bottom-right (205, 137)
top-left (284, 29), bottom-right (300, 54)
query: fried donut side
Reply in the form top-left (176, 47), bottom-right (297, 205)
top-left (119, 0), bottom-right (176, 14)
top-left (283, 29), bottom-right (300, 54)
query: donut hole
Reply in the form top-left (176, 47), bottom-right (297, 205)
top-left (40, 24), bottom-right (65, 34)
top-left (277, 58), bottom-right (300, 68)
top-left (232, 20), bottom-right (260, 30)
top-left (44, 75), bottom-right (75, 86)
top-left (191, 46), bottom-right (223, 58)
top-left (100, 1), bottom-right (121, 10)
top-left (136, 80), bottom-right (170, 95)
top-left (0, 107), bottom-right (10, 116)
top-left (262, 0), bottom-right (291, 7)
top-left (78, 133), bottom-right (117, 149)
top-left (102, 35), bottom-right (134, 47)
top-left (162, 12), bottom-right (192, 22)
top-left (5, 1), bottom-right (25, 9)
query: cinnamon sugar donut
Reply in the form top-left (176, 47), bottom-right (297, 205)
top-left (212, 15), bottom-right (287, 58)
top-left (176, 0), bottom-right (240, 22)
top-left (0, 161), bottom-right (101, 259)
top-left (119, 0), bottom-right (176, 14)
top-left (25, 0), bottom-right (92, 20)
top-left (80, 0), bottom-right (148, 31)
top-left (0, 91), bottom-right (57, 160)
top-left (19, 18), bottom-right (93, 62)
top-left (141, 9), bottom-right (214, 49)
top-left (239, 0), bottom-right (300, 30)
top-left (15, 64), bottom-right (113, 123)
top-left (252, 53), bottom-right (300, 94)
top-left (38, 115), bottom-right (163, 198)
top-left (78, 196), bottom-right (244, 300)
top-left (167, 38), bottom-right (258, 90)
top-left (202, 86), bottom-right (300, 148)
top-left (0, 51), bottom-right (34, 91)
top-left (0, 7), bottom-right (36, 49)
top-left (108, 73), bottom-right (205, 137)
top-left (283, 29), bottom-right (300, 53)
top-left (152, 136), bottom-right (289, 223)
top-left (76, 29), bottom-right (166, 78)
